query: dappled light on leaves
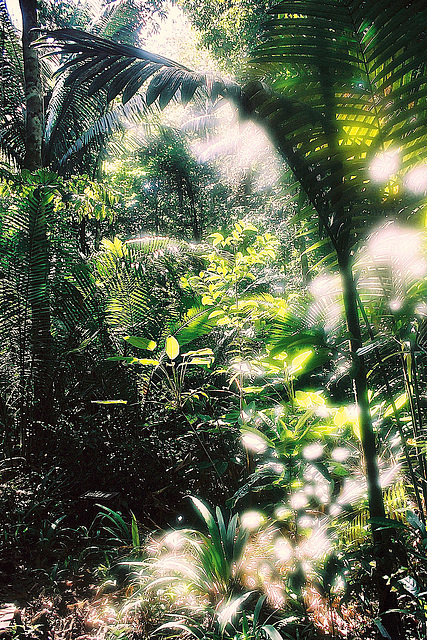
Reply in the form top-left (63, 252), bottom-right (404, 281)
top-left (302, 442), bottom-right (324, 461)
top-left (2, 0), bottom-right (427, 638)
top-left (331, 447), bottom-right (350, 463)
top-left (365, 223), bottom-right (427, 282)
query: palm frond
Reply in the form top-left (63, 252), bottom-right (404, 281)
top-left (248, 0), bottom-right (427, 249)
top-left (93, 236), bottom-right (194, 343)
top-left (43, 68), bottom-right (110, 172)
top-left (36, 27), bottom-right (241, 112)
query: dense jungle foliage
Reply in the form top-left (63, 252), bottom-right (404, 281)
top-left (1, 1), bottom-right (427, 639)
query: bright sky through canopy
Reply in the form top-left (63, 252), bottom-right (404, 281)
top-left (5, 0), bottom-right (21, 29)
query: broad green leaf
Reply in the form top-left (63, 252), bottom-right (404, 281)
top-left (174, 307), bottom-right (219, 345)
top-left (208, 309), bottom-right (224, 319)
top-left (406, 510), bottom-right (426, 535)
top-left (262, 625), bottom-right (285, 640)
top-left (295, 390), bottom-right (325, 408)
top-left (209, 232), bottom-right (224, 247)
top-left (184, 348), bottom-right (214, 356)
top-left (334, 406), bottom-right (350, 428)
top-left (190, 496), bottom-right (215, 530)
top-left (189, 497), bottom-right (221, 552)
top-left (124, 336), bottom-right (156, 351)
top-left (253, 595), bottom-right (267, 628)
top-left (166, 335), bottom-right (180, 360)
top-left (242, 221), bottom-right (258, 232)
top-left (218, 592), bottom-right (253, 632)
top-left (398, 576), bottom-right (419, 598)
top-left (216, 506), bottom-right (227, 549)
top-left (187, 357), bottom-right (212, 366)
top-left (290, 349), bottom-right (313, 373)
top-left (130, 511), bottom-right (140, 548)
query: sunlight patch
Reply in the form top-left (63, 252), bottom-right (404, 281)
top-left (369, 149), bottom-right (400, 183)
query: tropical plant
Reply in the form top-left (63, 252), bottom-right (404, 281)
top-left (0, 0), bottom-right (166, 432)
top-left (179, 0), bottom-right (271, 75)
top-left (122, 496), bottom-right (251, 635)
top-left (244, 2), bottom-right (427, 567)
top-left (0, 0), bottom-right (25, 166)
top-left (42, 0), bottom-right (427, 533)
top-left (0, 170), bottom-right (61, 448)
top-left (0, 0), bottom-right (164, 171)
top-left (154, 594), bottom-right (283, 640)
top-left (181, 221), bottom-right (282, 409)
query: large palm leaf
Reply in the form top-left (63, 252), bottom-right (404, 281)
top-left (0, 171), bottom-right (59, 446)
top-left (37, 26), bottom-right (242, 111)
top-left (40, 0), bottom-right (167, 173)
top-left (249, 0), bottom-right (427, 251)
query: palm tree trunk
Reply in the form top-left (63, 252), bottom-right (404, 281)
top-left (19, 0), bottom-right (42, 171)
top-left (19, 0), bottom-right (53, 439)
top-left (338, 252), bottom-right (385, 520)
top-left (338, 251), bottom-right (403, 640)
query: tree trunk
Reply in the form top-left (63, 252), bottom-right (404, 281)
top-left (20, 0), bottom-right (53, 440)
top-left (19, 0), bottom-right (42, 171)
top-left (338, 252), bottom-right (385, 521)
top-left (338, 251), bottom-right (402, 640)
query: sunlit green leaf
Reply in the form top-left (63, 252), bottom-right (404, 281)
top-left (290, 349), bottom-right (313, 373)
top-left (133, 358), bottom-right (159, 366)
top-left (124, 335), bottom-right (156, 351)
top-left (166, 335), bottom-right (180, 360)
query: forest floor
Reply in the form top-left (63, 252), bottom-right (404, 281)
top-left (0, 561), bottom-right (113, 640)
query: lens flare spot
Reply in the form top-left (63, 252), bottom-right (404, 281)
top-left (241, 511), bottom-right (265, 530)
top-left (369, 149), bottom-right (400, 183)
top-left (275, 505), bottom-right (293, 520)
top-left (241, 432), bottom-right (267, 454)
top-left (303, 443), bottom-right (324, 460)
top-left (298, 515), bottom-right (315, 529)
top-left (274, 537), bottom-right (293, 562)
top-left (331, 447), bottom-right (350, 462)
top-left (290, 492), bottom-right (308, 510)
top-left (405, 164), bottom-right (427, 194)
top-left (389, 298), bottom-right (403, 312)
top-left (163, 531), bottom-right (185, 550)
